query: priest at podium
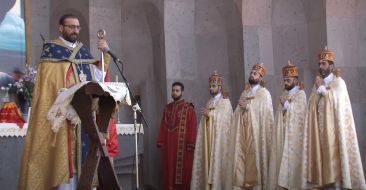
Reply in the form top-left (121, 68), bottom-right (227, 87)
top-left (18, 14), bottom-right (118, 190)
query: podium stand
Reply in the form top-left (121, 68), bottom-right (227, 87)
top-left (70, 82), bottom-right (121, 190)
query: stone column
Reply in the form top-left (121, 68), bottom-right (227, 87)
top-left (117, 1), bottom-right (166, 189)
top-left (30, 0), bottom-right (50, 65)
top-left (325, 0), bottom-right (366, 173)
top-left (241, 0), bottom-right (275, 95)
top-left (164, 0), bottom-right (196, 102)
top-left (89, 0), bottom-right (122, 62)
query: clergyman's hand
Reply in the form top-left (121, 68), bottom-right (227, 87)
top-left (200, 107), bottom-right (209, 118)
top-left (315, 76), bottom-right (325, 88)
top-left (279, 96), bottom-right (286, 106)
top-left (238, 99), bottom-right (248, 110)
top-left (97, 39), bottom-right (109, 52)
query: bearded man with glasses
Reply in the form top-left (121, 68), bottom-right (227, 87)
top-left (18, 14), bottom-right (119, 190)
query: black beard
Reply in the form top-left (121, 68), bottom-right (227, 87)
top-left (285, 83), bottom-right (296, 91)
top-left (319, 68), bottom-right (332, 79)
top-left (248, 78), bottom-right (260, 85)
top-left (172, 95), bottom-right (182, 101)
top-left (210, 91), bottom-right (219, 96)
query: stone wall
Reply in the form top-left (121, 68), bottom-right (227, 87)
top-left (325, 0), bottom-right (366, 172)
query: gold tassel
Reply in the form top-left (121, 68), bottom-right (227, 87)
top-left (113, 104), bottom-right (120, 114)
top-left (51, 133), bottom-right (57, 147)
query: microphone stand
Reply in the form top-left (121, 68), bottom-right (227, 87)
top-left (109, 55), bottom-right (148, 190)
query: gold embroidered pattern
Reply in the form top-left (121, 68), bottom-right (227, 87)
top-left (175, 102), bottom-right (190, 184)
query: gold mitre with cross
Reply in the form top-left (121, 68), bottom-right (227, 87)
top-left (252, 63), bottom-right (266, 77)
top-left (319, 46), bottom-right (335, 62)
top-left (282, 60), bottom-right (299, 77)
top-left (209, 71), bottom-right (223, 85)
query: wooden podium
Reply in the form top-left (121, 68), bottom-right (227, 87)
top-left (70, 82), bottom-right (122, 190)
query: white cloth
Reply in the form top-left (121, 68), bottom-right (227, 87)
top-left (317, 73), bottom-right (334, 94)
top-left (212, 92), bottom-right (222, 104)
top-left (288, 86), bottom-right (299, 96)
top-left (317, 86), bottom-right (326, 94)
top-left (47, 82), bottom-right (131, 133)
top-left (93, 65), bottom-right (103, 82)
top-left (283, 101), bottom-right (289, 110)
top-left (0, 124), bottom-right (142, 137)
top-left (0, 123), bottom-right (28, 137)
top-left (250, 84), bottom-right (260, 94)
top-left (283, 86), bottom-right (299, 110)
top-left (323, 73), bottom-right (335, 85)
top-left (53, 176), bottom-right (77, 190)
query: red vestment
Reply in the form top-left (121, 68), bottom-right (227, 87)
top-left (157, 99), bottom-right (197, 190)
top-left (104, 71), bottom-right (119, 157)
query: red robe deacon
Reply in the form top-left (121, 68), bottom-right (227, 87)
top-left (157, 99), bottom-right (197, 190)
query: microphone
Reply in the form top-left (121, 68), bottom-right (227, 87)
top-left (103, 47), bottom-right (121, 63)
top-left (97, 29), bottom-right (121, 63)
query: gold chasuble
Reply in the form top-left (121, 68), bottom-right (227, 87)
top-left (301, 73), bottom-right (366, 189)
top-left (232, 86), bottom-right (274, 190)
top-left (18, 38), bottom-right (111, 190)
top-left (191, 96), bottom-right (233, 190)
top-left (268, 87), bottom-right (307, 189)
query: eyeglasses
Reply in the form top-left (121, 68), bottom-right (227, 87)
top-left (63, 25), bottom-right (82, 30)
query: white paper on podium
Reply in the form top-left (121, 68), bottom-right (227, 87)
top-left (47, 81), bottom-right (131, 133)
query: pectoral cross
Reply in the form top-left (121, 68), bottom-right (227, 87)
top-left (79, 71), bottom-right (87, 82)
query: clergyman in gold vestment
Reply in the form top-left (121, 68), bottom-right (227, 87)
top-left (301, 47), bottom-right (366, 189)
top-left (191, 71), bottom-right (233, 190)
top-left (231, 63), bottom-right (274, 190)
top-left (267, 61), bottom-right (307, 189)
top-left (18, 14), bottom-right (112, 189)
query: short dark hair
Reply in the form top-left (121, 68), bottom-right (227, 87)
top-left (59, 14), bottom-right (78, 25)
top-left (172, 82), bottom-right (184, 91)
